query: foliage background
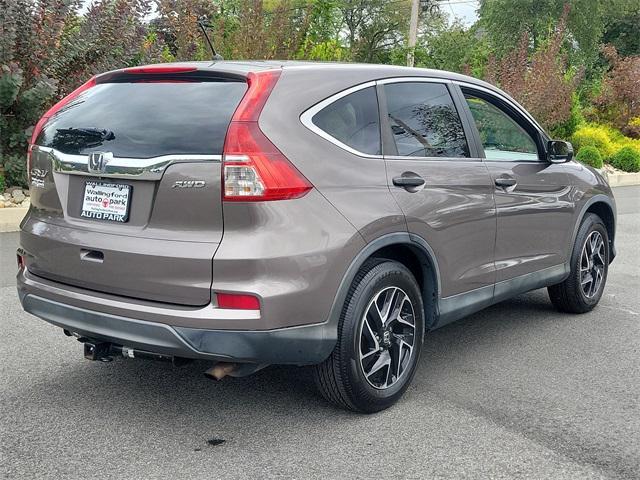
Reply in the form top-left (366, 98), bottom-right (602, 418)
top-left (1, 0), bottom-right (639, 187)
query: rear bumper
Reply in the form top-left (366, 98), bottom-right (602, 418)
top-left (18, 272), bottom-right (336, 365)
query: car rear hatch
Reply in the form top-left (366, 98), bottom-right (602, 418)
top-left (22, 66), bottom-right (248, 306)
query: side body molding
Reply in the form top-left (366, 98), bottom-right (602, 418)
top-left (436, 263), bottom-right (570, 328)
top-left (330, 233), bottom-right (573, 334)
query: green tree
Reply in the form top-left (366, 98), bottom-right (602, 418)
top-left (419, 19), bottom-right (490, 77)
top-left (478, 0), bottom-right (605, 68)
top-left (339, 0), bottom-right (412, 62)
top-left (602, 0), bottom-right (640, 57)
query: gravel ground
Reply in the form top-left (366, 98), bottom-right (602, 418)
top-left (0, 186), bottom-right (638, 479)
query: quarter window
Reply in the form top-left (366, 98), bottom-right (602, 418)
top-left (384, 82), bottom-right (469, 158)
top-left (464, 94), bottom-right (539, 161)
top-left (311, 86), bottom-right (381, 155)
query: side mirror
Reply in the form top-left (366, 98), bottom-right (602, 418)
top-left (547, 140), bottom-right (573, 163)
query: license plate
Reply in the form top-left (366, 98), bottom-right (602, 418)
top-left (81, 181), bottom-right (132, 223)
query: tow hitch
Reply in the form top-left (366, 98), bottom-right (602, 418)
top-left (83, 341), bottom-right (111, 361)
top-left (81, 339), bottom-right (191, 366)
top-left (78, 337), bottom-right (265, 379)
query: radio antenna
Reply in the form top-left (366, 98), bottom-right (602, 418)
top-left (198, 19), bottom-right (224, 61)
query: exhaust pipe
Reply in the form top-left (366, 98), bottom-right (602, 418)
top-left (205, 362), bottom-right (238, 380)
top-left (204, 362), bottom-right (268, 380)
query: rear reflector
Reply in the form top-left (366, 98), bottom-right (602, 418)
top-left (17, 254), bottom-right (25, 269)
top-left (222, 70), bottom-right (312, 202)
top-left (216, 293), bottom-right (260, 310)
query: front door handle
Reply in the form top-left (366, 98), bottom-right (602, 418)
top-left (393, 174), bottom-right (425, 188)
top-left (495, 176), bottom-right (517, 188)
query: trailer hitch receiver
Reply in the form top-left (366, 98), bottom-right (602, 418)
top-left (84, 341), bottom-right (111, 361)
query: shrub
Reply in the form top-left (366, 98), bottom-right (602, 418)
top-left (624, 117), bottom-right (640, 139)
top-left (2, 155), bottom-right (28, 188)
top-left (0, 0), bottom-right (161, 189)
top-left (593, 45), bottom-right (640, 131)
top-left (571, 125), bottom-right (615, 159)
top-left (550, 93), bottom-right (584, 139)
top-left (576, 146), bottom-right (603, 168)
top-left (0, 170), bottom-right (5, 193)
top-left (483, 9), bottom-right (580, 133)
top-left (610, 146), bottom-right (640, 172)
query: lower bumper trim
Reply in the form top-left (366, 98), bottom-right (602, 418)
top-left (21, 294), bottom-right (335, 365)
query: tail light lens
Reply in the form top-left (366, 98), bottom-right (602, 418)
top-left (27, 76), bottom-right (97, 182)
top-left (222, 71), bottom-right (312, 202)
top-left (216, 293), bottom-right (260, 310)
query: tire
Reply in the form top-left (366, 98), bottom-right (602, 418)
top-left (548, 213), bottom-right (609, 313)
top-left (313, 259), bottom-right (425, 413)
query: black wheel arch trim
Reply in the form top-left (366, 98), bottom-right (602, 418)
top-left (326, 232), bottom-right (442, 335)
top-left (571, 194), bottom-right (617, 263)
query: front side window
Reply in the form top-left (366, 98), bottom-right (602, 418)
top-left (464, 93), bottom-right (539, 161)
top-left (311, 86), bottom-right (381, 155)
top-left (384, 82), bottom-right (469, 158)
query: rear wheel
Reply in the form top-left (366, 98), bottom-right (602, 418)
top-left (314, 259), bottom-right (424, 413)
top-left (548, 213), bottom-right (609, 313)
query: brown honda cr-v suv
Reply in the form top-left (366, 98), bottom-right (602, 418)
top-left (17, 61), bottom-right (616, 412)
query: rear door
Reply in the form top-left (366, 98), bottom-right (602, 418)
top-left (380, 79), bottom-right (497, 298)
top-left (459, 87), bottom-right (573, 282)
top-left (23, 72), bottom-right (247, 305)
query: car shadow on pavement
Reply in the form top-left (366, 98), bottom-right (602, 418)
top-left (12, 289), bottom-right (560, 421)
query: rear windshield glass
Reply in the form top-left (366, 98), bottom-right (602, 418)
top-left (37, 80), bottom-right (247, 158)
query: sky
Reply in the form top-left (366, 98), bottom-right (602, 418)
top-left (441, 0), bottom-right (480, 26)
top-left (79, 0), bottom-right (481, 28)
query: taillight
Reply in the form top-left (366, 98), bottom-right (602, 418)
top-left (28, 76), bottom-right (97, 182)
top-left (222, 70), bottom-right (312, 202)
top-left (216, 293), bottom-right (260, 310)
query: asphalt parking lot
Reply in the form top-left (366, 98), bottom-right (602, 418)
top-left (1, 186), bottom-right (638, 479)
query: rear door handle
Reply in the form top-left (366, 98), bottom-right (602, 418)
top-left (494, 176), bottom-right (517, 188)
top-left (393, 175), bottom-right (425, 188)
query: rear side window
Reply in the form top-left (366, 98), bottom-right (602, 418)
top-left (311, 86), bottom-right (381, 155)
top-left (38, 81), bottom-right (247, 158)
top-left (384, 82), bottom-right (469, 158)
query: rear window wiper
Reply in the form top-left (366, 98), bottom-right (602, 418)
top-left (56, 127), bottom-right (115, 141)
top-left (51, 127), bottom-right (116, 154)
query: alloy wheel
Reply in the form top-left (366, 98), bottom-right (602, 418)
top-left (580, 231), bottom-right (606, 298)
top-left (358, 286), bottom-right (416, 389)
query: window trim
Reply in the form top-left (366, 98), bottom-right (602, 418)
top-left (300, 76), bottom-right (550, 161)
top-left (299, 81), bottom-right (383, 159)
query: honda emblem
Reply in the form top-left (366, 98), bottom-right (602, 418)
top-left (88, 152), bottom-right (112, 174)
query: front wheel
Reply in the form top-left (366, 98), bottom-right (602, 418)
top-left (313, 259), bottom-right (424, 413)
top-left (548, 213), bottom-right (610, 313)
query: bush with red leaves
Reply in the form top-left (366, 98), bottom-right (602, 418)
top-left (483, 7), bottom-right (579, 135)
top-left (594, 45), bottom-right (640, 136)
